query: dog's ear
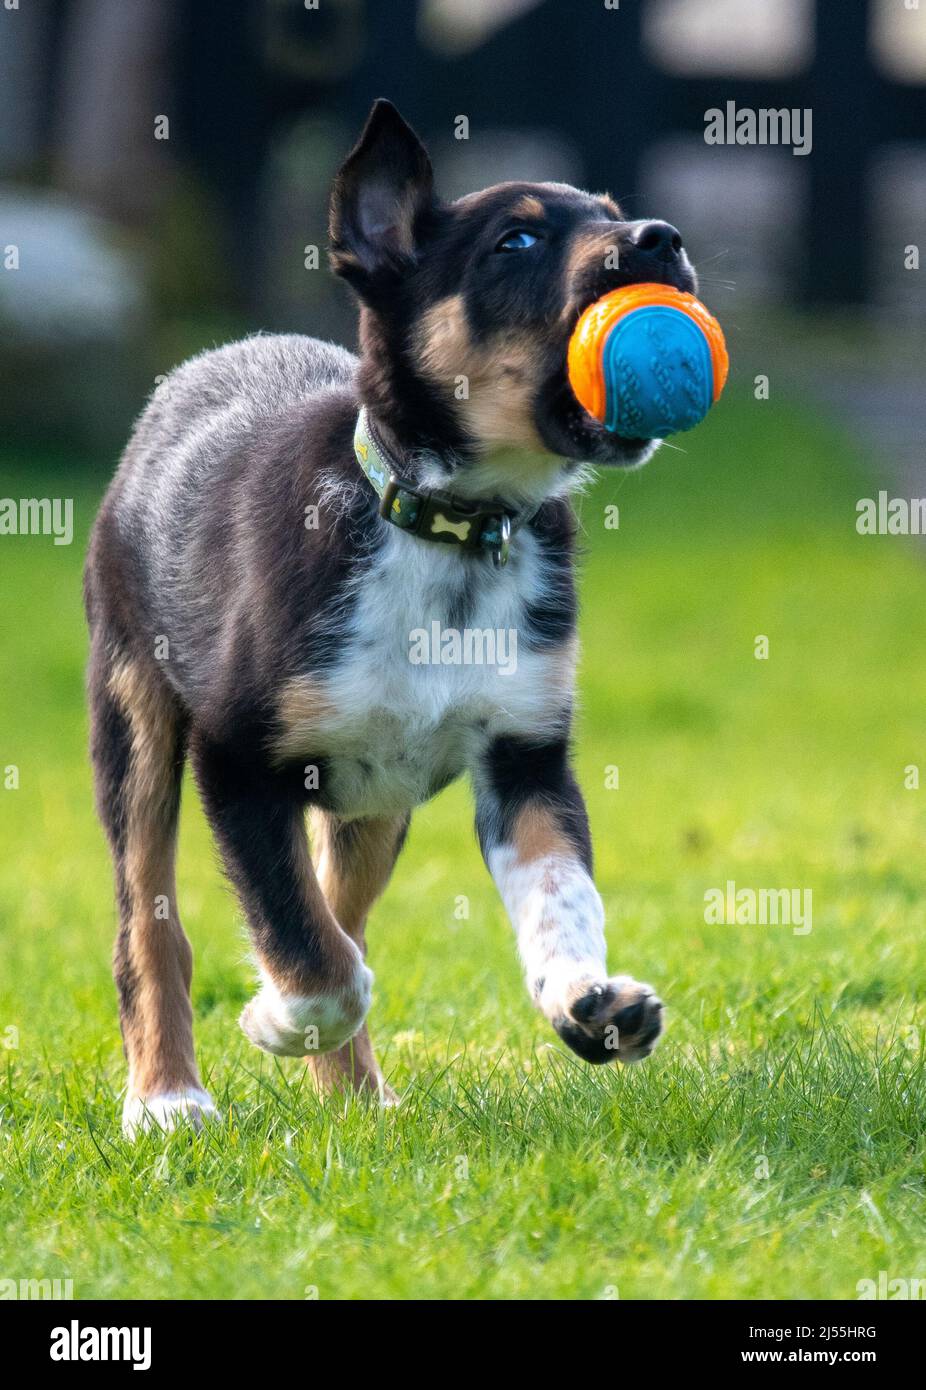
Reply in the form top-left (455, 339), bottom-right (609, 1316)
top-left (329, 99), bottom-right (434, 289)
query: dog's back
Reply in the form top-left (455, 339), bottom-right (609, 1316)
top-left (93, 332), bottom-right (355, 575)
top-left (86, 333), bottom-right (359, 705)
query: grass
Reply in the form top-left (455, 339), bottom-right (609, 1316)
top-left (1, 389), bottom-right (925, 1300)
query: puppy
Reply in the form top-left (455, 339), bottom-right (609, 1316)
top-left (85, 100), bottom-right (695, 1135)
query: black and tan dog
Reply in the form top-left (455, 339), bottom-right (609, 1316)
top-left (85, 100), bottom-right (695, 1135)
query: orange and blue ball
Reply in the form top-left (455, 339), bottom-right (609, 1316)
top-left (567, 284), bottom-right (729, 439)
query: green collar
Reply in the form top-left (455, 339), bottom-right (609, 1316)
top-left (353, 407), bottom-right (523, 567)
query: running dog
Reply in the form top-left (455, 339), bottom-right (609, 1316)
top-left (85, 100), bottom-right (695, 1135)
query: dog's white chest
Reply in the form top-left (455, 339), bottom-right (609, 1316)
top-left (277, 530), bottom-right (573, 817)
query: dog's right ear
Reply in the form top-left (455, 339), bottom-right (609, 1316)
top-left (329, 99), bottom-right (435, 291)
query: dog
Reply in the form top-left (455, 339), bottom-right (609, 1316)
top-left (85, 100), bottom-right (696, 1136)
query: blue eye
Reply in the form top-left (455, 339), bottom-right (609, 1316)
top-left (496, 229), bottom-right (540, 253)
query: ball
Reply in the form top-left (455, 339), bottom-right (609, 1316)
top-left (567, 283), bottom-right (729, 439)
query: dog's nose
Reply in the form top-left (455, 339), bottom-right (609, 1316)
top-left (631, 220), bottom-right (684, 261)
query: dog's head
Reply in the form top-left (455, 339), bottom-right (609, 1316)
top-left (330, 100), bottom-right (697, 476)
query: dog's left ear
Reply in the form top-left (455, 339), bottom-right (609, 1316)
top-left (329, 99), bottom-right (435, 289)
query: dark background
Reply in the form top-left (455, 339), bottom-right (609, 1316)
top-left (1, 0), bottom-right (924, 461)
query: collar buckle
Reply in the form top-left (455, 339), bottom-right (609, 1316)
top-left (377, 474), bottom-right (401, 521)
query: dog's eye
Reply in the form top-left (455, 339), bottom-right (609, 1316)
top-left (495, 229), bottom-right (541, 253)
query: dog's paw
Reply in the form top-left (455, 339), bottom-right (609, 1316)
top-left (240, 967), bottom-right (372, 1058)
top-left (546, 973), bottom-right (664, 1064)
top-left (122, 1087), bottom-right (218, 1139)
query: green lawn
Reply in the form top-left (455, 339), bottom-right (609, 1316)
top-left (1, 393), bottom-right (925, 1300)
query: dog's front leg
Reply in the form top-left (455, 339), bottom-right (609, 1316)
top-left (191, 738), bottom-right (372, 1060)
top-left (474, 735), bottom-right (664, 1063)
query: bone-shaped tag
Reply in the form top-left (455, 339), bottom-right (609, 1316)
top-left (431, 511), bottom-right (471, 542)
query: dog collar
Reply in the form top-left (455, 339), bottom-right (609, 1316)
top-left (353, 407), bottom-right (521, 567)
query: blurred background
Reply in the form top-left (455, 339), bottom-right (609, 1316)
top-left (2, 3), bottom-right (926, 1298)
top-left (1, 0), bottom-right (924, 470)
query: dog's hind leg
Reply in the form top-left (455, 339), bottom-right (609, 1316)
top-left (190, 740), bottom-right (376, 1074)
top-left (307, 812), bottom-right (409, 1102)
top-left (88, 642), bottom-right (214, 1137)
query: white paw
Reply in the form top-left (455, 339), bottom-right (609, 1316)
top-left (122, 1087), bottom-right (217, 1139)
top-left (240, 965), bottom-right (372, 1057)
top-left (540, 967), bottom-right (665, 1065)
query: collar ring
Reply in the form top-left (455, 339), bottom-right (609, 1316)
top-left (492, 513), bottom-right (512, 569)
